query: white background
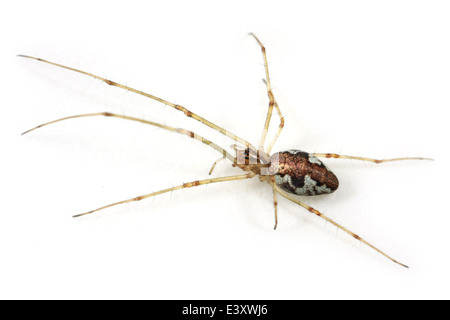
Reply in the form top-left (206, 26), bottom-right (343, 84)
top-left (2, 0), bottom-right (449, 299)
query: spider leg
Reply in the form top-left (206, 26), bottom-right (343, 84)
top-left (74, 172), bottom-right (256, 218)
top-left (265, 100), bottom-right (284, 155)
top-left (313, 153), bottom-right (433, 163)
top-left (18, 55), bottom-right (255, 150)
top-left (249, 34), bottom-right (285, 155)
top-left (272, 185), bottom-right (279, 230)
top-left (273, 184), bottom-right (409, 268)
top-left (22, 112), bottom-right (236, 164)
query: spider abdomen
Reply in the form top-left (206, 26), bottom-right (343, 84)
top-left (269, 150), bottom-right (339, 196)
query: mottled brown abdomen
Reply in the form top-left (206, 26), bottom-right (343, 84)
top-left (269, 150), bottom-right (339, 196)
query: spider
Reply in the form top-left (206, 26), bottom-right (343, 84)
top-left (19, 33), bottom-right (431, 268)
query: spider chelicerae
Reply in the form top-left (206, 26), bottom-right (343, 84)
top-left (20, 34), bottom-right (431, 268)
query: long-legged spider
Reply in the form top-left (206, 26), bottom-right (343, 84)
top-left (20, 34), bottom-right (431, 268)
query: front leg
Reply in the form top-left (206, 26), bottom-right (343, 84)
top-left (313, 153), bottom-right (433, 164)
